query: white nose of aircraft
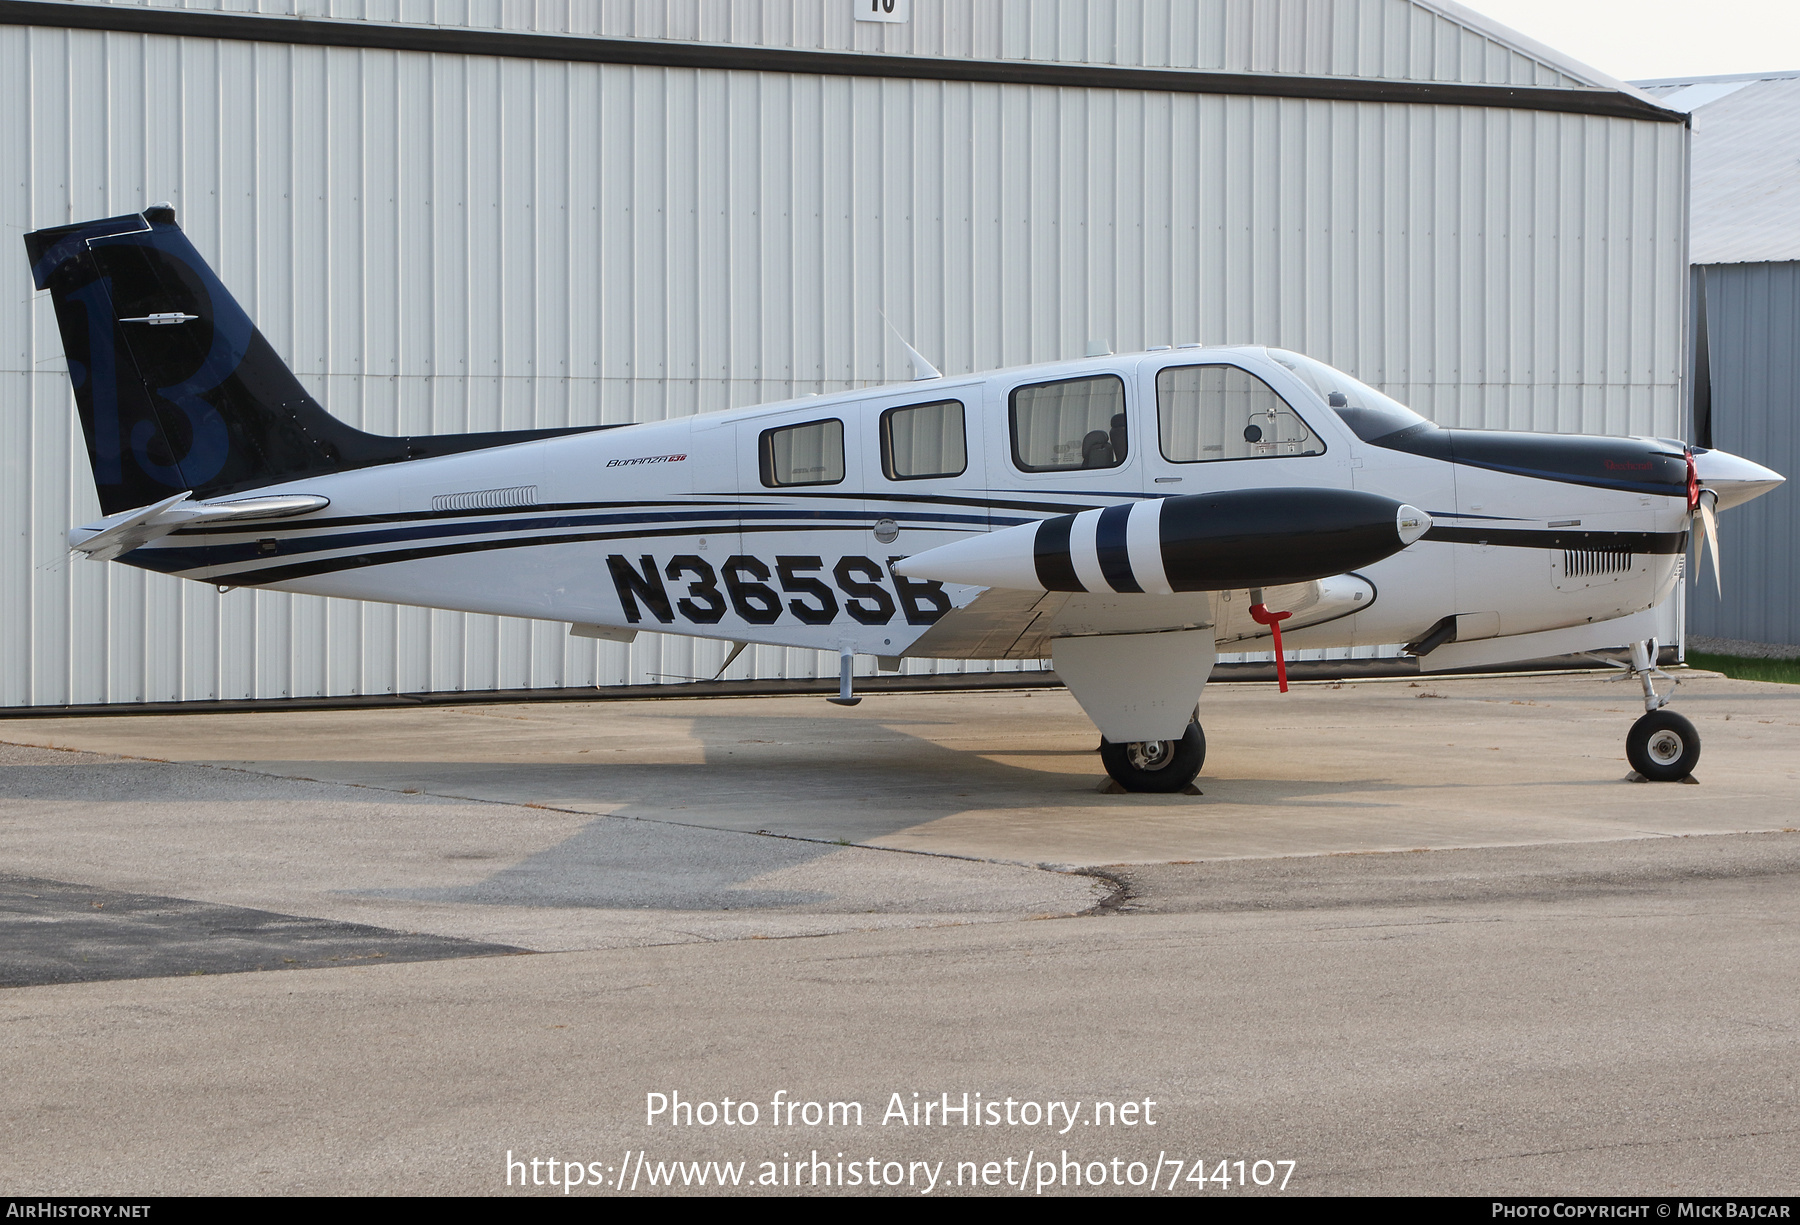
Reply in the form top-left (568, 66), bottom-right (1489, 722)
top-left (1695, 448), bottom-right (1785, 511)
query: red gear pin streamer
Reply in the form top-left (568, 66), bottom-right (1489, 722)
top-left (1249, 601), bottom-right (1293, 692)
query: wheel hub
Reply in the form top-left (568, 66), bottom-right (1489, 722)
top-left (1125, 740), bottom-right (1174, 771)
top-left (1647, 729), bottom-right (1685, 766)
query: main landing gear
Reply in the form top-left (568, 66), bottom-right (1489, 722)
top-left (1610, 638), bottom-right (1701, 782)
top-left (1100, 721), bottom-right (1207, 793)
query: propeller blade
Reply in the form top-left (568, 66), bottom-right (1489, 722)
top-left (1699, 495), bottom-right (1722, 597)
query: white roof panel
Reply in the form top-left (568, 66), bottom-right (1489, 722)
top-left (1646, 79), bottom-right (1760, 114)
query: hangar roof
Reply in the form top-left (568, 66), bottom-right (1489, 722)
top-left (27, 0), bottom-right (1677, 110)
top-left (1638, 71), bottom-right (1800, 265)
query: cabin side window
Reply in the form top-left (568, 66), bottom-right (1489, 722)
top-left (760, 418), bottom-right (845, 487)
top-left (1156, 365), bottom-right (1324, 463)
top-left (881, 400), bottom-right (967, 480)
top-left (1010, 375), bottom-right (1127, 473)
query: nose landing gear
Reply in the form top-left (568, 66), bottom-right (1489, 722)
top-left (1609, 638), bottom-right (1701, 782)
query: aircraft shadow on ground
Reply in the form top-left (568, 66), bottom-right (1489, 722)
top-left (0, 716), bottom-right (1414, 915)
top-left (343, 712), bottom-right (1414, 910)
top-left (358, 713), bottom-right (1103, 910)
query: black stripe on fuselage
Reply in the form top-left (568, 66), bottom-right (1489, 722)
top-left (1422, 526), bottom-right (1688, 553)
top-left (147, 502), bottom-right (1012, 574)
top-left (169, 489), bottom-right (1114, 543)
top-left (142, 519), bottom-right (900, 586)
top-left (165, 498), bottom-right (735, 535)
top-left (715, 488), bottom-right (1124, 516)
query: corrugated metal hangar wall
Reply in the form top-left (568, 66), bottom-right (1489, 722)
top-left (2, 0), bottom-right (1689, 707)
top-left (1686, 262), bottom-right (1800, 649)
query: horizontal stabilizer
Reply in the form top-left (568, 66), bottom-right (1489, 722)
top-left (69, 493), bottom-right (330, 562)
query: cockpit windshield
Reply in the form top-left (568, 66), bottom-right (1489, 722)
top-left (1268, 349), bottom-right (1434, 443)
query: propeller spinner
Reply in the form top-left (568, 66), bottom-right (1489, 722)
top-left (1686, 446), bottom-right (1785, 596)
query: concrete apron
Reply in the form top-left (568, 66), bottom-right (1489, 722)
top-left (2, 669), bottom-right (1794, 879)
top-left (5, 670), bottom-right (1798, 1196)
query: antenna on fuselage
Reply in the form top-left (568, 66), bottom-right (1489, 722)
top-left (878, 311), bottom-right (942, 381)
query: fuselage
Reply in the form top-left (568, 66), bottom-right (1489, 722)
top-left (109, 344), bottom-right (1747, 663)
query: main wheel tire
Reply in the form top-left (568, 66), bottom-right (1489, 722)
top-left (1100, 722), bottom-right (1206, 793)
top-left (1626, 710), bottom-right (1701, 782)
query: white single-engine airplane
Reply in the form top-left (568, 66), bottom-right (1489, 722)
top-left (26, 207), bottom-right (1786, 791)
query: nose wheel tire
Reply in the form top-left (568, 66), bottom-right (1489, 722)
top-left (1100, 722), bottom-right (1206, 793)
top-left (1626, 710), bottom-right (1701, 782)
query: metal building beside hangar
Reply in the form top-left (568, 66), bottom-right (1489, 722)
top-left (3, 0), bottom-right (1689, 709)
top-left (1638, 70), bottom-right (1800, 655)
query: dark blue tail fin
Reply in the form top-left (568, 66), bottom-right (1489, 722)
top-left (26, 206), bottom-right (592, 516)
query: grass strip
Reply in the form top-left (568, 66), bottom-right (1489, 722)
top-left (1686, 652), bottom-right (1800, 685)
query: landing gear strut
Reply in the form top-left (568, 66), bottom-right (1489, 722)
top-left (1100, 721), bottom-right (1206, 793)
top-left (1610, 638), bottom-right (1700, 782)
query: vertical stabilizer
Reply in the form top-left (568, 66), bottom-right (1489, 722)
top-left (25, 206), bottom-right (593, 516)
